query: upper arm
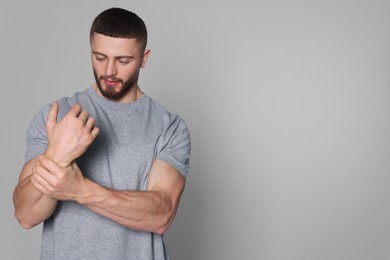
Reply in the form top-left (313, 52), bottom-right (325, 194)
top-left (146, 159), bottom-right (186, 209)
top-left (146, 115), bottom-right (190, 214)
top-left (155, 116), bottom-right (191, 178)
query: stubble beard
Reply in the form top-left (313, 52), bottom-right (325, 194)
top-left (93, 69), bottom-right (139, 101)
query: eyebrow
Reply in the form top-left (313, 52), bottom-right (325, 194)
top-left (92, 51), bottom-right (135, 60)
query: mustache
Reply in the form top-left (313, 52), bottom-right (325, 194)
top-left (99, 76), bottom-right (123, 83)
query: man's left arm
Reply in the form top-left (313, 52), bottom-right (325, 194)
top-left (33, 156), bottom-right (185, 234)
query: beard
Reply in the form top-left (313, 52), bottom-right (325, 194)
top-left (93, 69), bottom-right (139, 101)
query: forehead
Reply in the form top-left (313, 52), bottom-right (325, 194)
top-left (90, 33), bottom-right (141, 56)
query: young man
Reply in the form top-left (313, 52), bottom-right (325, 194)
top-left (13, 8), bottom-right (191, 260)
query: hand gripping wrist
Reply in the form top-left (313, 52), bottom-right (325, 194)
top-left (44, 148), bottom-right (72, 168)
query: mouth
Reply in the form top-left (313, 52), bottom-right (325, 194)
top-left (103, 79), bottom-right (121, 87)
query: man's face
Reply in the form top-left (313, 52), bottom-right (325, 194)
top-left (90, 33), bottom-right (149, 102)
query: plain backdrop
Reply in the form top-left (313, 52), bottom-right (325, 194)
top-left (2, 1), bottom-right (390, 259)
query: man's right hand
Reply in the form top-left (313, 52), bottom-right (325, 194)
top-left (44, 101), bottom-right (100, 167)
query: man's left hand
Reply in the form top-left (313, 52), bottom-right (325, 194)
top-left (30, 155), bottom-right (87, 202)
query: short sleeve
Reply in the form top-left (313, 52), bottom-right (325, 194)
top-left (25, 105), bottom-right (50, 162)
top-left (156, 116), bottom-right (191, 178)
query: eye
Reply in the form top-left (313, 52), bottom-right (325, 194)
top-left (95, 55), bottom-right (106, 62)
top-left (118, 58), bottom-right (131, 65)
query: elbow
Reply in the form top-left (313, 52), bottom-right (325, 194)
top-left (19, 222), bottom-right (36, 230)
top-left (153, 212), bottom-right (175, 235)
top-left (153, 196), bottom-right (181, 235)
top-left (154, 225), bottom-right (169, 235)
top-left (15, 219), bottom-right (34, 230)
top-left (14, 210), bottom-right (38, 229)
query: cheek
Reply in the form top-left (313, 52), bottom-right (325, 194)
top-left (120, 66), bottom-right (139, 79)
top-left (92, 61), bottom-right (104, 74)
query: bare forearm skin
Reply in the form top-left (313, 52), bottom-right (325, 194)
top-left (13, 159), bottom-right (58, 229)
top-left (78, 179), bottom-right (181, 235)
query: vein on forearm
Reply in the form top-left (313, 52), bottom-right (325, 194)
top-left (79, 182), bottom-right (172, 232)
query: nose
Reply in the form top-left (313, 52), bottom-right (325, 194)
top-left (105, 60), bottom-right (117, 77)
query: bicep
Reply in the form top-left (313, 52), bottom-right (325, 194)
top-left (147, 159), bottom-right (186, 204)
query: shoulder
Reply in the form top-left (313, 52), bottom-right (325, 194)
top-left (146, 95), bottom-right (188, 129)
top-left (147, 97), bottom-right (191, 177)
top-left (146, 95), bottom-right (191, 146)
top-left (29, 88), bottom-right (90, 126)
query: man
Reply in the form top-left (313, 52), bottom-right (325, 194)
top-left (13, 7), bottom-right (190, 260)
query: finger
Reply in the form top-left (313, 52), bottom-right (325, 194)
top-left (31, 172), bottom-right (51, 192)
top-left (38, 156), bottom-right (64, 177)
top-left (91, 126), bottom-right (100, 139)
top-left (31, 174), bottom-right (49, 194)
top-left (31, 164), bottom-right (58, 194)
top-left (46, 101), bottom-right (59, 131)
top-left (35, 155), bottom-right (51, 169)
top-left (68, 104), bottom-right (82, 117)
top-left (85, 117), bottom-right (96, 130)
top-left (34, 156), bottom-right (45, 170)
top-left (36, 154), bottom-right (47, 164)
top-left (34, 163), bottom-right (58, 183)
top-left (78, 110), bottom-right (89, 123)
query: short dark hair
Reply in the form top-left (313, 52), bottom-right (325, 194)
top-left (90, 7), bottom-right (148, 51)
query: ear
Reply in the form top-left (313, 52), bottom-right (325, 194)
top-left (141, 48), bottom-right (151, 68)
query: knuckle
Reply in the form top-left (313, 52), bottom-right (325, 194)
top-left (34, 165), bottom-right (42, 172)
top-left (87, 135), bottom-right (94, 143)
top-left (51, 179), bottom-right (60, 188)
top-left (47, 186), bottom-right (55, 193)
top-left (74, 118), bottom-right (84, 127)
top-left (83, 134), bottom-right (93, 144)
top-left (39, 156), bottom-right (48, 165)
top-left (76, 117), bottom-right (83, 124)
top-left (80, 129), bottom-right (89, 137)
top-left (33, 163), bottom-right (43, 173)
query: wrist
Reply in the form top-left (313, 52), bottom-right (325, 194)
top-left (44, 149), bottom-right (71, 168)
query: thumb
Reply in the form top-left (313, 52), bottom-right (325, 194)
top-left (46, 101), bottom-right (59, 131)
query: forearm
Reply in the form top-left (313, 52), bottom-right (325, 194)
top-left (13, 159), bottom-right (58, 229)
top-left (78, 180), bottom-right (175, 234)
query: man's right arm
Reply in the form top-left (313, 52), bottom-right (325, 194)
top-left (13, 101), bottom-right (100, 229)
top-left (13, 157), bottom-right (58, 229)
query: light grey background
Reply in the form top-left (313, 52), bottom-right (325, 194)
top-left (2, 1), bottom-right (390, 259)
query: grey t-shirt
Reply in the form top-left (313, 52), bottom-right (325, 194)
top-left (25, 87), bottom-right (191, 260)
